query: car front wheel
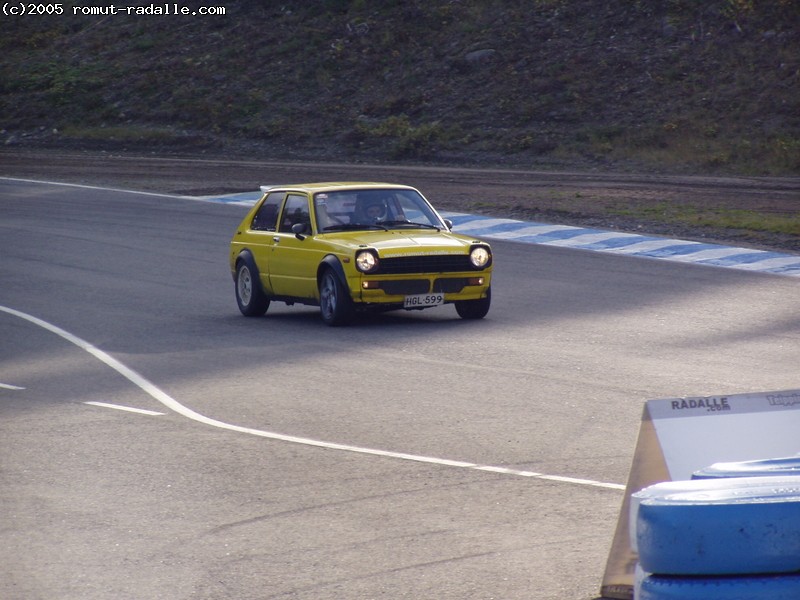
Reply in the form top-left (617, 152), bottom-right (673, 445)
top-left (235, 259), bottom-right (270, 316)
top-left (319, 268), bottom-right (354, 326)
top-left (455, 287), bottom-right (491, 320)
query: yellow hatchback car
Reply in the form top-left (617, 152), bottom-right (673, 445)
top-left (229, 182), bottom-right (492, 325)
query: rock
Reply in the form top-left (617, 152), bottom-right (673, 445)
top-left (464, 49), bottom-right (497, 64)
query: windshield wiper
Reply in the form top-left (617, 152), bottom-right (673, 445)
top-left (323, 222), bottom-right (388, 231)
top-left (377, 219), bottom-right (440, 230)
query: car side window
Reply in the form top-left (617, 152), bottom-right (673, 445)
top-left (279, 194), bottom-right (311, 233)
top-left (251, 192), bottom-right (283, 231)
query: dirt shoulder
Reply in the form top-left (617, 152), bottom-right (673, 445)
top-left (2, 149), bottom-right (798, 253)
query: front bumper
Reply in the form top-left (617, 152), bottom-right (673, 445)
top-left (349, 272), bottom-right (491, 305)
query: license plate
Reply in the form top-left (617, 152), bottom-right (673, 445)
top-left (404, 293), bottom-right (444, 308)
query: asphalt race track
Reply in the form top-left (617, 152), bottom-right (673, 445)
top-left (1, 178), bottom-right (798, 600)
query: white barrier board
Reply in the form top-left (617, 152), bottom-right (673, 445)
top-left (650, 390), bottom-right (800, 479)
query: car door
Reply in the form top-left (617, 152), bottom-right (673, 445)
top-left (247, 191), bottom-right (284, 294)
top-left (268, 193), bottom-right (319, 299)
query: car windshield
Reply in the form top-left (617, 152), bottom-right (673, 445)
top-left (314, 189), bottom-right (445, 232)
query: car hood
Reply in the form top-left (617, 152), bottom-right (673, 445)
top-left (323, 230), bottom-right (477, 256)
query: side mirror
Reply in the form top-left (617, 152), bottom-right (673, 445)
top-left (443, 219), bottom-right (453, 231)
top-left (292, 222), bottom-right (309, 238)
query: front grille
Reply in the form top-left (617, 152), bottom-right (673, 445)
top-left (379, 279), bottom-right (430, 295)
top-left (378, 254), bottom-right (472, 274)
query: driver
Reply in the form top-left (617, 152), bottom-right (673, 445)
top-left (355, 192), bottom-right (389, 222)
top-left (364, 200), bottom-right (385, 221)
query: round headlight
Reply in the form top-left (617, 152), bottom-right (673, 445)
top-left (469, 246), bottom-right (491, 268)
top-left (356, 250), bottom-right (379, 273)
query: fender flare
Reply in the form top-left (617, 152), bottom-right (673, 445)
top-left (318, 254), bottom-right (348, 287)
top-left (233, 249), bottom-right (257, 280)
top-left (233, 250), bottom-right (267, 298)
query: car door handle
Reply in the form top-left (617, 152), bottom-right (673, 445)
top-left (273, 236), bottom-right (280, 243)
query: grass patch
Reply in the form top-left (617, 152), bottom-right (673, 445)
top-left (354, 115), bottom-right (448, 159)
top-left (610, 202), bottom-right (800, 236)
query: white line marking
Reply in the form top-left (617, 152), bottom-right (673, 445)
top-left (0, 176), bottom-right (191, 200)
top-left (0, 382), bottom-right (26, 390)
top-left (84, 401), bottom-right (166, 416)
top-left (0, 304), bottom-right (623, 490)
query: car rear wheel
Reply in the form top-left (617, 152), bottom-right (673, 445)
top-left (319, 268), bottom-right (354, 326)
top-left (235, 259), bottom-right (270, 316)
top-left (455, 287), bottom-right (491, 320)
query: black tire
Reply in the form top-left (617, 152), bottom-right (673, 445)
top-left (319, 268), bottom-right (354, 326)
top-left (235, 258), bottom-right (270, 317)
top-left (455, 286), bottom-right (491, 320)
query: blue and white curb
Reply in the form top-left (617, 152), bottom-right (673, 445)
top-left (447, 212), bottom-right (800, 278)
top-left (204, 192), bottom-right (800, 278)
top-left (197, 191), bottom-right (262, 206)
